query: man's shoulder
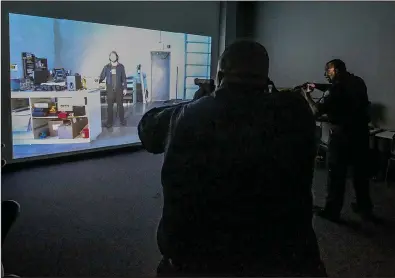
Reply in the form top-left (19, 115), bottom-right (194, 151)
top-left (176, 96), bottom-right (217, 127)
top-left (185, 95), bottom-right (216, 112)
top-left (349, 74), bottom-right (366, 86)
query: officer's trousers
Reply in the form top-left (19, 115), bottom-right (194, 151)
top-left (324, 128), bottom-right (373, 216)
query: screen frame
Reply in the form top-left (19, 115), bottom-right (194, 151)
top-left (2, 10), bottom-right (217, 164)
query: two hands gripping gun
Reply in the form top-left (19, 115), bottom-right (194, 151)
top-left (277, 82), bottom-right (311, 94)
top-left (267, 78), bottom-right (305, 94)
top-left (193, 78), bottom-right (215, 100)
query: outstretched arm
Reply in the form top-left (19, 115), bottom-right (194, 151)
top-left (302, 86), bottom-right (337, 119)
top-left (138, 88), bottom-right (212, 153)
top-left (138, 102), bottom-right (191, 154)
top-left (302, 89), bottom-right (321, 117)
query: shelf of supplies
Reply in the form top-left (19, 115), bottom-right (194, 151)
top-left (32, 115), bottom-right (88, 119)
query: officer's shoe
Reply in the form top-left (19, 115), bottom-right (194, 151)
top-left (314, 206), bottom-right (342, 223)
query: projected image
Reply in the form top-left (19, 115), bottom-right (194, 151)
top-left (9, 13), bottom-right (212, 159)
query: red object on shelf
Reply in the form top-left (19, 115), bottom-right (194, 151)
top-left (58, 112), bottom-right (68, 119)
top-left (81, 124), bottom-right (89, 138)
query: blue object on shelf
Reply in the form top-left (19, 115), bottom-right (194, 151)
top-left (11, 79), bottom-right (21, 91)
top-left (39, 132), bottom-right (48, 139)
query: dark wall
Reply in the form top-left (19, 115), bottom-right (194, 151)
top-left (218, 1), bottom-right (237, 55)
top-left (252, 1), bottom-right (395, 129)
top-left (236, 1), bottom-right (257, 39)
top-left (217, 1), bottom-right (257, 59)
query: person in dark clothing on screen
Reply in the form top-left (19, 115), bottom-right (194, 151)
top-left (138, 40), bottom-right (327, 277)
top-left (302, 59), bottom-right (375, 223)
top-left (99, 51), bottom-right (128, 128)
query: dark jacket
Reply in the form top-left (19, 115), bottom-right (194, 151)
top-left (314, 74), bottom-right (370, 133)
top-left (99, 63), bottom-right (127, 92)
top-left (138, 84), bottom-right (323, 272)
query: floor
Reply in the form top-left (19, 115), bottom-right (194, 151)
top-left (2, 151), bottom-right (395, 277)
top-left (12, 102), bottom-right (166, 159)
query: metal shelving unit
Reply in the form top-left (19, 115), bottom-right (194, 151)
top-left (183, 34), bottom-right (212, 99)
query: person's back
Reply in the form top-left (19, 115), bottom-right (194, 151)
top-left (161, 89), bottom-right (319, 266)
top-left (138, 40), bottom-right (326, 276)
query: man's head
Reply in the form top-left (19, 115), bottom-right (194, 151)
top-left (216, 40), bottom-right (269, 89)
top-left (324, 59), bottom-right (347, 83)
top-left (109, 51), bottom-right (119, 63)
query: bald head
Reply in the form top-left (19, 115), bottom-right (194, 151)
top-left (217, 40), bottom-right (269, 88)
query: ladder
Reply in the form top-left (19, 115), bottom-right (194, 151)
top-left (184, 34), bottom-right (212, 100)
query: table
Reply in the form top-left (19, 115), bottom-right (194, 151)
top-left (370, 128), bottom-right (383, 135)
top-left (375, 131), bottom-right (394, 152)
top-left (376, 131), bottom-right (395, 140)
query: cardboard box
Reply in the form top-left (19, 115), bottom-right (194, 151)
top-left (58, 118), bottom-right (88, 139)
top-left (48, 120), bottom-right (64, 137)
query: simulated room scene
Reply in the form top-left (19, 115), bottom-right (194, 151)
top-left (10, 13), bottom-right (212, 159)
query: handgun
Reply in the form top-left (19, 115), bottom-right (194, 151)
top-left (193, 78), bottom-right (215, 100)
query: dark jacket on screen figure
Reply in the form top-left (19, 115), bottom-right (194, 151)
top-left (138, 84), bottom-right (325, 275)
top-left (99, 63), bottom-right (127, 93)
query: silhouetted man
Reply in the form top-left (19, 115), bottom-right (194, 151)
top-left (99, 51), bottom-right (128, 128)
top-left (139, 40), bottom-right (327, 277)
top-left (303, 59), bottom-right (373, 222)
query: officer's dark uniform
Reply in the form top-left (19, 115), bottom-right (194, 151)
top-left (314, 73), bottom-right (372, 217)
top-left (138, 83), bottom-right (327, 276)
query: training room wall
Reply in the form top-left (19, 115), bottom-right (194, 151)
top-left (218, 2), bottom-right (255, 56)
top-left (253, 1), bottom-right (395, 129)
top-left (1, 1), bottom-right (221, 163)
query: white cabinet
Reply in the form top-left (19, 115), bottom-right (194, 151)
top-left (11, 89), bottom-right (102, 145)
